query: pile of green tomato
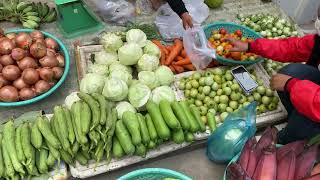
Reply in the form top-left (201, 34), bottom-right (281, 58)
top-left (263, 59), bottom-right (288, 76)
top-left (177, 68), bottom-right (280, 123)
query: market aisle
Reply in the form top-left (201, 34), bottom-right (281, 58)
top-left (89, 148), bottom-right (226, 180)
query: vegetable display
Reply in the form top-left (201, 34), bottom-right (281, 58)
top-left (263, 59), bottom-right (288, 76)
top-left (0, 29), bottom-right (65, 102)
top-left (208, 28), bottom-right (258, 61)
top-left (177, 67), bottom-right (280, 123)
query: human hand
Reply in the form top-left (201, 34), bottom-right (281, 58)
top-left (225, 38), bottom-right (249, 52)
top-left (181, 12), bottom-right (193, 29)
top-left (270, 73), bottom-right (292, 91)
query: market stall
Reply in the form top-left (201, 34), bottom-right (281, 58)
top-left (0, 0), bottom-right (318, 180)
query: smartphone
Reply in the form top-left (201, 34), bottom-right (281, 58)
top-left (231, 66), bottom-right (258, 94)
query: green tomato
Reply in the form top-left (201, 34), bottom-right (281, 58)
top-left (191, 80), bottom-right (200, 88)
top-left (205, 71), bottom-right (213, 77)
top-left (209, 91), bottom-right (216, 98)
top-left (197, 93), bottom-right (206, 101)
top-left (199, 77), bottom-right (206, 86)
top-left (208, 109), bottom-right (216, 116)
top-left (200, 106), bottom-right (208, 116)
top-left (214, 96), bottom-right (220, 103)
top-left (225, 73), bottom-right (233, 81)
top-left (226, 107), bottom-right (233, 113)
top-left (265, 88), bottom-right (274, 97)
top-left (213, 75), bottom-right (222, 84)
top-left (258, 104), bottom-right (267, 114)
top-left (218, 103), bottom-right (227, 113)
top-left (232, 79), bottom-right (238, 84)
top-left (212, 68), bottom-right (223, 75)
top-left (185, 90), bottom-right (191, 97)
top-left (192, 72), bottom-right (201, 80)
top-left (220, 95), bottom-right (229, 104)
top-left (205, 77), bottom-right (214, 86)
top-left (247, 95), bottom-right (255, 102)
top-left (256, 86), bottom-right (266, 95)
top-left (195, 100), bottom-right (203, 107)
top-left (178, 81), bottom-right (185, 90)
top-left (223, 87), bottom-right (232, 96)
top-left (217, 89), bottom-right (223, 96)
top-left (185, 82), bottom-right (192, 90)
top-left (198, 86), bottom-right (203, 93)
top-left (203, 86), bottom-right (211, 95)
top-left (250, 74), bottom-right (257, 81)
top-left (211, 82), bottom-right (219, 91)
top-left (201, 116), bottom-right (207, 124)
top-left (229, 101), bottom-right (239, 110)
top-left (190, 89), bottom-right (198, 98)
top-left (220, 112), bottom-right (229, 121)
top-left (268, 103), bottom-right (277, 111)
top-left (238, 94), bottom-right (247, 104)
top-left (231, 83), bottom-right (240, 91)
top-left (203, 96), bottom-right (211, 104)
top-left (272, 96), bottom-right (279, 104)
top-left (243, 101), bottom-right (250, 107)
top-left (253, 92), bottom-right (261, 102)
top-left (188, 98), bottom-right (195, 105)
top-left (261, 96), bottom-right (271, 105)
top-left (230, 92), bottom-right (241, 101)
top-left (207, 100), bottom-right (216, 109)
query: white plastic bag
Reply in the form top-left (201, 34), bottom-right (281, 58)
top-left (183, 26), bottom-right (216, 70)
top-left (155, 0), bottom-right (209, 41)
top-left (136, 0), bottom-right (153, 15)
top-left (91, 0), bottom-right (135, 26)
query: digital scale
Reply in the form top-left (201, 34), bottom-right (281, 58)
top-left (55, 0), bottom-right (104, 38)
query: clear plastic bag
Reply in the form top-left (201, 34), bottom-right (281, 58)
top-left (183, 26), bottom-right (216, 70)
top-left (206, 102), bottom-right (258, 164)
top-left (91, 0), bottom-right (135, 26)
top-left (135, 0), bottom-right (153, 15)
top-left (155, 0), bottom-right (209, 41)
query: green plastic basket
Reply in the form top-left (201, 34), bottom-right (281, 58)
top-left (203, 22), bottom-right (264, 66)
top-left (0, 29), bottom-right (70, 107)
top-left (117, 168), bottom-right (193, 180)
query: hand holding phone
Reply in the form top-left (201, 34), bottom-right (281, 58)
top-left (231, 66), bottom-right (258, 94)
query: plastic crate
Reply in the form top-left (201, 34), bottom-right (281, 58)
top-left (203, 22), bottom-right (264, 66)
top-left (118, 168), bottom-right (192, 180)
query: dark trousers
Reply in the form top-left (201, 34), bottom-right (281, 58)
top-left (277, 64), bottom-right (320, 144)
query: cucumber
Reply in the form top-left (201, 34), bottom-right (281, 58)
top-left (172, 129), bottom-right (185, 144)
top-left (135, 144), bottom-right (147, 157)
top-left (122, 111), bottom-right (141, 146)
top-left (115, 120), bottom-right (135, 155)
top-left (159, 100), bottom-right (181, 130)
top-left (145, 114), bottom-right (157, 140)
top-left (184, 132), bottom-right (194, 142)
top-left (207, 113), bottom-right (217, 132)
top-left (179, 101), bottom-right (199, 133)
top-left (171, 101), bottom-right (190, 131)
top-left (137, 113), bottom-right (150, 145)
top-left (112, 136), bottom-right (124, 159)
top-left (190, 106), bottom-right (206, 132)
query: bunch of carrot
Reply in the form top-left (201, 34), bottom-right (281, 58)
top-left (152, 39), bottom-right (196, 74)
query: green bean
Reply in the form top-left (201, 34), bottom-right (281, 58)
top-left (31, 120), bottom-right (43, 149)
top-left (54, 106), bottom-right (72, 154)
top-left (36, 148), bottom-right (48, 174)
top-left (78, 92), bottom-right (100, 131)
top-left (80, 101), bottom-right (91, 134)
top-left (75, 152), bottom-right (88, 166)
top-left (71, 101), bottom-right (88, 145)
top-left (15, 124), bottom-right (26, 164)
top-left (63, 107), bottom-right (76, 144)
top-left (0, 134), bottom-right (5, 177)
top-left (2, 139), bottom-right (14, 178)
top-left (37, 116), bottom-right (60, 149)
top-left (92, 93), bottom-right (108, 125)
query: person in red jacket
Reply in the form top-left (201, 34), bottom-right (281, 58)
top-left (228, 20), bottom-right (320, 144)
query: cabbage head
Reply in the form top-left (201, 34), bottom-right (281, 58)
top-left (155, 66), bottom-right (174, 86)
top-left (151, 86), bottom-right (176, 104)
top-left (128, 83), bottom-right (151, 108)
top-left (65, 92), bottom-right (80, 109)
top-left (80, 73), bottom-right (106, 94)
top-left (118, 43), bottom-right (143, 65)
top-left (100, 32), bottom-right (123, 52)
top-left (88, 64), bottom-right (108, 76)
top-left (102, 77), bottom-right (128, 101)
top-left (94, 51), bottom-right (118, 65)
top-left (137, 54), bottom-right (159, 72)
top-left (115, 101), bottom-right (136, 119)
top-left (144, 40), bottom-right (160, 58)
top-left (109, 61), bottom-right (133, 74)
top-left (109, 70), bottom-right (133, 85)
top-left (138, 71), bottom-right (159, 89)
top-left (126, 29), bottom-right (147, 47)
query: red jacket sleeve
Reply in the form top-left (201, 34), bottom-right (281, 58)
top-left (249, 35), bottom-right (315, 63)
top-left (287, 79), bottom-right (320, 122)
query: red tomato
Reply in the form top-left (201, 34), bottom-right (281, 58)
top-left (219, 28), bottom-right (227, 35)
top-left (235, 30), bottom-right (242, 37)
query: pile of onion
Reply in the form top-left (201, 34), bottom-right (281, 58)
top-left (0, 29), bottom-right (65, 102)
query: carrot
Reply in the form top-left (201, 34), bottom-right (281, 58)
top-left (173, 56), bottom-right (184, 62)
top-left (166, 46), bottom-right (173, 52)
top-left (165, 39), bottom-right (183, 65)
top-left (180, 49), bottom-right (187, 58)
top-left (152, 40), bottom-right (169, 55)
top-left (173, 57), bottom-right (191, 65)
top-left (172, 64), bottom-right (184, 74)
top-left (168, 65), bottom-right (176, 74)
top-left (160, 50), bottom-right (166, 65)
top-left (183, 64), bottom-right (196, 71)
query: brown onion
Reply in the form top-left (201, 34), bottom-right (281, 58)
top-left (30, 42), bottom-right (47, 59)
top-left (49, 81), bottom-right (55, 87)
top-left (46, 48), bottom-right (56, 57)
top-left (0, 63), bottom-right (2, 72)
top-left (0, 38), bottom-right (15, 55)
top-left (34, 38), bottom-right (45, 44)
top-left (22, 68), bottom-right (39, 85)
top-left (11, 48), bottom-right (25, 61)
top-left (0, 85), bottom-right (19, 102)
top-left (52, 67), bottom-right (64, 79)
top-left (13, 78), bottom-right (29, 89)
top-left (0, 75), bottom-right (10, 88)
top-left (0, 28), bottom-right (4, 37)
top-left (56, 53), bottom-right (65, 67)
top-left (34, 80), bottom-right (50, 95)
top-left (6, 33), bottom-right (16, 40)
top-left (2, 65), bottom-right (21, 81)
top-left (19, 87), bottom-right (36, 100)
top-left (45, 38), bottom-right (59, 50)
top-left (17, 57), bottom-right (38, 70)
top-left (30, 30), bottom-right (44, 41)
top-left (0, 55), bottom-right (14, 65)
top-left (15, 32), bottom-right (32, 49)
top-left (38, 67), bottom-right (54, 81)
top-left (39, 56), bottom-right (58, 67)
